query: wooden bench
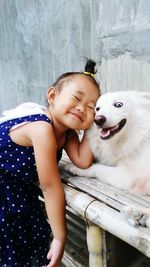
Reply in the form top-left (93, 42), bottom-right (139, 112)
top-left (59, 154), bottom-right (150, 267)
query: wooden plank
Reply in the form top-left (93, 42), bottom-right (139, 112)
top-left (63, 184), bottom-right (150, 258)
top-left (60, 167), bottom-right (150, 210)
top-left (59, 158), bottom-right (150, 210)
top-left (59, 153), bottom-right (150, 264)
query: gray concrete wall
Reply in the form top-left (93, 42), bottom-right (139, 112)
top-left (96, 0), bottom-right (150, 93)
top-left (0, 0), bottom-right (150, 112)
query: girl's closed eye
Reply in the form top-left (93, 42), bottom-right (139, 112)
top-left (73, 95), bottom-right (81, 101)
top-left (87, 104), bottom-right (95, 110)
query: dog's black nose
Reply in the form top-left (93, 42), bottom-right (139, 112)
top-left (94, 115), bottom-right (106, 126)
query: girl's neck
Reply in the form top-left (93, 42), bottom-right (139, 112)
top-left (53, 118), bottom-right (68, 139)
top-left (45, 108), bottom-right (68, 139)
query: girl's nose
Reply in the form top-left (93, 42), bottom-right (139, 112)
top-left (76, 104), bottom-right (85, 114)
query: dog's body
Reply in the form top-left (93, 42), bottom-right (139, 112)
top-left (67, 90), bottom-right (150, 194)
top-left (65, 90), bottom-right (150, 226)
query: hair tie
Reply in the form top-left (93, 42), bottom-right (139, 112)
top-left (83, 72), bottom-right (96, 78)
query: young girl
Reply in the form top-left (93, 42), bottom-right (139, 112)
top-left (0, 60), bottom-right (100, 267)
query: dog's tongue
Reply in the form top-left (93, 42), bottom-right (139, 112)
top-left (100, 128), bottom-right (111, 138)
top-left (100, 124), bottom-right (119, 139)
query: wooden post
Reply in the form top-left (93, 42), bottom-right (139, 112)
top-left (86, 222), bottom-right (103, 267)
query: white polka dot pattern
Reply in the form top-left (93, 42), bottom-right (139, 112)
top-left (0, 114), bottom-right (52, 266)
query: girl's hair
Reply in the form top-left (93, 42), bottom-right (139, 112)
top-left (52, 59), bottom-right (100, 92)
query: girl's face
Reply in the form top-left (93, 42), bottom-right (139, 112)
top-left (48, 75), bottom-right (100, 130)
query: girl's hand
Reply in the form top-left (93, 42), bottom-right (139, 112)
top-left (44, 238), bottom-right (65, 267)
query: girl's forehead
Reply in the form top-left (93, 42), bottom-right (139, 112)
top-left (62, 76), bottom-right (99, 96)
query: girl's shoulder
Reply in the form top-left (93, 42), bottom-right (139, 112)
top-left (0, 102), bottom-right (49, 124)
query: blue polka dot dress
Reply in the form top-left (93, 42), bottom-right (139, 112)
top-left (0, 113), bottom-right (57, 267)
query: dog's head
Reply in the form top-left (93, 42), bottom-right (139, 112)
top-left (94, 91), bottom-right (150, 140)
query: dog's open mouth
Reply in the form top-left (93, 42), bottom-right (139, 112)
top-left (100, 119), bottom-right (127, 140)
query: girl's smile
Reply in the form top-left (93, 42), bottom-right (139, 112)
top-left (47, 75), bottom-right (99, 131)
top-left (68, 109), bottom-right (85, 122)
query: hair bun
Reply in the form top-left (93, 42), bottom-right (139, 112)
top-left (85, 59), bottom-right (97, 75)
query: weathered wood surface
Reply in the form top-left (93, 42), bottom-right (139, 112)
top-left (59, 155), bottom-right (150, 259)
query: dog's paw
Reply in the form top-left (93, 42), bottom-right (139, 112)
top-left (63, 162), bottom-right (74, 172)
top-left (130, 178), bottom-right (150, 195)
top-left (63, 163), bottom-right (82, 176)
top-left (63, 163), bottom-right (91, 177)
top-left (121, 206), bottom-right (150, 228)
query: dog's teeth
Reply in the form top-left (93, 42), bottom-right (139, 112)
top-left (101, 129), bottom-right (110, 138)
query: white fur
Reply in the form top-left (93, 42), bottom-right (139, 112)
top-left (67, 90), bottom-right (150, 194)
top-left (0, 102), bottom-right (47, 124)
top-left (65, 90), bottom-right (150, 226)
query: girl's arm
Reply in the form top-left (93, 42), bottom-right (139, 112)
top-left (64, 130), bottom-right (94, 169)
top-left (28, 122), bottom-right (67, 267)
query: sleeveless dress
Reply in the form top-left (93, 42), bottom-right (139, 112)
top-left (0, 113), bottom-right (62, 267)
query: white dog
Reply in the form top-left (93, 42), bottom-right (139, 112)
top-left (65, 90), bottom-right (150, 226)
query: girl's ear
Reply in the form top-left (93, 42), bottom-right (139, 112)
top-left (47, 87), bottom-right (56, 105)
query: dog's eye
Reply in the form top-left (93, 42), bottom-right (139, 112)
top-left (114, 102), bottom-right (123, 108)
top-left (95, 107), bottom-right (100, 111)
